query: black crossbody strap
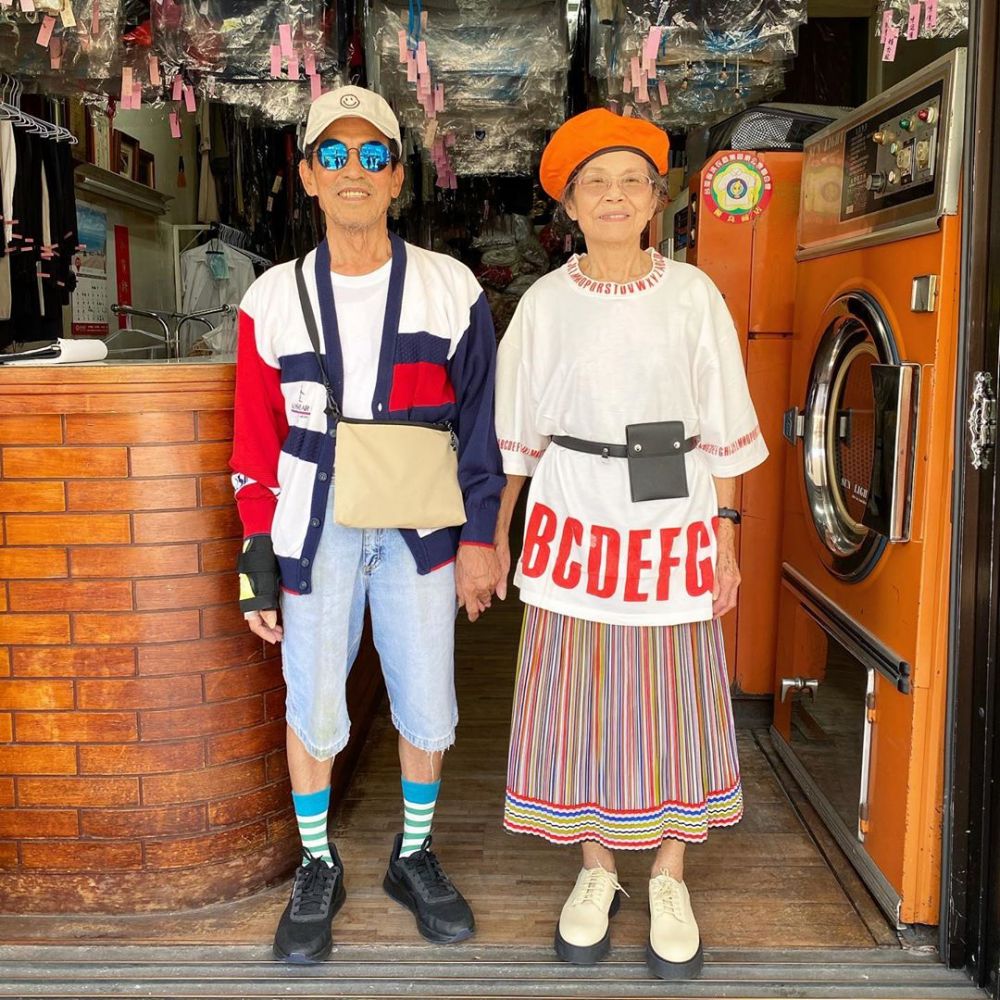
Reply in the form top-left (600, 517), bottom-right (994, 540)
top-left (294, 255), bottom-right (340, 419)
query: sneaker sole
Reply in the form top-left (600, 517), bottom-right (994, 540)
top-left (554, 890), bottom-right (622, 966)
top-left (645, 940), bottom-right (704, 980)
top-left (272, 884), bottom-right (347, 965)
top-left (382, 873), bottom-right (476, 944)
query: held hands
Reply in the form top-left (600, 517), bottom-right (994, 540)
top-left (456, 544), bottom-right (502, 622)
top-left (712, 521), bottom-right (741, 618)
top-left (247, 608), bottom-right (283, 644)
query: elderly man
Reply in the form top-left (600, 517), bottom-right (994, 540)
top-left (230, 86), bottom-right (504, 964)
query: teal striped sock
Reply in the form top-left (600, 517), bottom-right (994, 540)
top-left (400, 778), bottom-right (440, 858)
top-left (292, 787), bottom-right (333, 866)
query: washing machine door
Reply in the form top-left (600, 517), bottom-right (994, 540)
top-left (793, 292), bottom-right (919, 582)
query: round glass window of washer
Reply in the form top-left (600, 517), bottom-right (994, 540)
top-left (827, 342), bottom-right (879, 533)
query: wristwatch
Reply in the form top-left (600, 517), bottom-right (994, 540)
top-left (717, 507), bottom-right (742, 525)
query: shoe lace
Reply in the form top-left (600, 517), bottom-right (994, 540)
top-left (649, 873), bottom-right (685, 921)
top-left (401, 838), bottom-right (456, 901)
top-left (290, 850), bottom-right (338, 918)
top-left (573, 863), bottom-right (627, 908)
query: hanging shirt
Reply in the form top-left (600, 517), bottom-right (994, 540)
top-left (495, 250), bottom-right (768, 627)
top-left (180, 241), bottom-right (256, 353)
top-left (330, 259), bottom-right (392, 420)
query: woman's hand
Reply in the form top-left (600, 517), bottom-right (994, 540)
top-left (712, 522), bottom-right (741, 618)
top-left (494, 533), bottom-right (511, 600)
top-left (247, 608), bottom-right (283, 644)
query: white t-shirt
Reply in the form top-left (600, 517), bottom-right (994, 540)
top-left (331, 259), bottom-right (392, 419)
top-left (495, 250), bottom-right (768, 627)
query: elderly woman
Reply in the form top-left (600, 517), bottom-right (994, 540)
top-left (493, 109), bottom-right (767, 980)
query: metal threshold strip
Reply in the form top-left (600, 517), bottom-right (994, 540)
top-left (0, 945), bottom-right (985, 999)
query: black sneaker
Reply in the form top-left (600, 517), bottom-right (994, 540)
top-left (272, 846), bottom-right (346, 964)
top-left (383, 834), bottom-right (475, 943)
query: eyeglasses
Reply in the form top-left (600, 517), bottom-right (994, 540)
top-left (314, 139), bottom-right (394, 172)
top-left (573, 171), bottom-right (655, 197)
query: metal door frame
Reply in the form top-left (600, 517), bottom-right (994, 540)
top-left (942, 0), bottom-right (1000, 989)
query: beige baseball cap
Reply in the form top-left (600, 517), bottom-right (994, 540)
top-left (302, 85), bottom-right (402, 155)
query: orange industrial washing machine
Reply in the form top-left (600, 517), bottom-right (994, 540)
top-left (771, 50), bottom-right (966, 926)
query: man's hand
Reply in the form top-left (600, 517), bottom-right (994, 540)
top-left (456, 544), bottom-right (501, 622)
top-left (712, 522), bottom-right (741, 618)
top-left (247, 608), bottom-right (283, 644)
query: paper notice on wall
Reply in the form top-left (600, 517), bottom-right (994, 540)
top-left (72, 202), bottom-right (109, 336)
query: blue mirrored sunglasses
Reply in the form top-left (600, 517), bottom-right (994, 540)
top-left (314, 139), bottom-right (393, 172)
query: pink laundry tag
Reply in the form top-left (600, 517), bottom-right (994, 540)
top-left (658, 81), bottom-right (668, 104)
top-left (35, 14), bottom-right (56, 46)
top-left (636, 80), bottom-right (649, 103)
top-left (184, 83), bottom-right (196, 113)
top-left (925, 0), bottom-right (937, 28)
top-left (434, 84), bottom-right (445, 112)
top-left (397, 28), bottom-right (407, 62)
top-left (304, 50), bottom-right (316, 75)
top-left (880, 8), bottom-right (894, 38)
top-left (420, 9), bottom-right (427, 29)
top-left (630, 55), bottom-right (641, 80)
top-left (907, 2), bottom-right (921, 38)
top-left (419, 71), bottom-right (432, 96)
top-left (417, 40), bottom-right (429, 75)
top-left (148, 55), bottom-right (161, 86)
top-left (169, 112), bottom-right (181, 139)
top-left (172, 75), bottom-right (183, 101)
top-left (90, 0), bottom-right (99, 33)
top-left (406, 53), bottom-right (417, 83)
top-left (119, 90), bottom-right (132, 112)
top-left (270, 44), bottom-right (282, 77)
top-left (310, 73), bottom-right (322, 100)
top-left (49, 35), bottom-right (62, 69)
top-left (644, 26), bottom-right (661, 61)
top-left (19, 0), bottom-right (34, 12)
top-left (622, 71), bottom-right (631, 93)
top-left (278, 22), bottom-right (294, 58)
top-left (882, 23), bottom-right (899, 61)
top-left (449, 173), bottom-right (458, 190)
top-left (623, 104), bottom-right (633, 117)
top-left (444, 132), bottom-right (455, 148)
top-left (288, 55), bottom-right (300, 80)
top-left (133, 81), bottom-right (142, 108)
top-left (121, 65), bottom-right (133, 97)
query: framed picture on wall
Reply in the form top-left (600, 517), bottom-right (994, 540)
top-left (115, 132), bottom-right (140, 180)
top-left (137, 150), bottom-right (155, 189)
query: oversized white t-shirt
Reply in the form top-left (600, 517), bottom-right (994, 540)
top-left (495, 250), bottom-right (768, 627)
top-left (331, 259), bottom-right (392, 419)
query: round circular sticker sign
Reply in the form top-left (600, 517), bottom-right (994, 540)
top-left (701, 152), bottom-right (773, 224)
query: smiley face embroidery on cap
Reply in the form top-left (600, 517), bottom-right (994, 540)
top-left (340, 94), bottom-right (361, 109)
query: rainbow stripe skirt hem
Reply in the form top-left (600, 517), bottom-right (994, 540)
top-left (504, 605), bottom-right (743, 850)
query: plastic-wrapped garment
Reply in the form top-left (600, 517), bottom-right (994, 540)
top-left (876, 0), bottom-right (967, 40)
top-left (372, 0), bottom-right (565, 122)
top-left (0, 0), bottom-right (123, 83)
top-left (203, 78), bottom-right (335, 125)
top-left (152, 0), bottom-right (337, 81)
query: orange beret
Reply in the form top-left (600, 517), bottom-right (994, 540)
top-left (539, 109), bottom-right (670, 200)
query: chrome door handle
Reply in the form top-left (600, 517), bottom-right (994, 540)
top-left (968, 371), bottom-right (997, 471)
top-left (780, 676), bottom-right (819, 702)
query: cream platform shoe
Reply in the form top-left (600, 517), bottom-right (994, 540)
top-left (554, 866), bottom-right (625, 965)
top-left (646, 872), bottom-right (704, 979)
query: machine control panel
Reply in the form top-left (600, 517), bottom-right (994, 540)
top-left (841, 82), bottom-right (944, 222)
top-left (798, 49), bottom-right (965, 257)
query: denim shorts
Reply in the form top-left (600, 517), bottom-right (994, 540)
top-left (280, 496), bottom-right (459, 761)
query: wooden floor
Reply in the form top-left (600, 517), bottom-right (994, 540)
top-left (0, 590), bottom-right (900, 954)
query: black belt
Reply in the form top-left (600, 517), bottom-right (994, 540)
top-left (552, 434), bottom-right (700, 459)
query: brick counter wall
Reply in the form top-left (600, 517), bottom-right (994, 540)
top-left (0, 365), bottom-right (348, 913)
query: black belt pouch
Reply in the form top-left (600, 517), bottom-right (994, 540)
top-left (624, 421), bottom-right (690, 502)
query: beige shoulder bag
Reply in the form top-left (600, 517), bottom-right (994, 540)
top-left (295, 256), bottom-right (466, 530)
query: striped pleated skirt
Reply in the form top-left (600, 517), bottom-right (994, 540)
top-left (504, 605), bottom-right (743, 850)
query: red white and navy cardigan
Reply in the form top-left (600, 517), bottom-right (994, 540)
top-left (229, 235), bottom-right (504, 595)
